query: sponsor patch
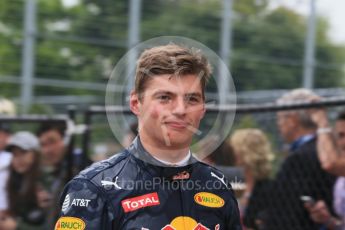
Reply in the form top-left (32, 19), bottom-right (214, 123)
top-left (194, 192), bottom-right (225, 208)
top-left (161, 216), bottom-right (210, 230)
top-left (55, 217), bottom-right (85, 230)
top-left (121, 192), bottom-right (160, 213)
top-left (71, 198), bottom-right (91, 207)
top-left (61, 194), bottom-right (91, 214)
top-left (172, 171), bottom-right (190, 180)
top-left (211, 172), bottom-right (228, 188)
top-left (101, 176), bottom-right (122, 190)
top-left (62, 194), bottom-right (70, 213)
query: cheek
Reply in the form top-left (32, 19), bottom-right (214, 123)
top-left (339, 138), bottom-right (345, 147)
top-left (150, 107), bottom-right (160, 119)
top-left (12, 159), bottom-right (20, 168)
top-left (147, 105), bottom-right (166, 120)
top-left (12, 159), bottom-right (25, 171)
top-left (58, 141), bottom-right (65, 149)
top-left (27, 154), bottom-right (35, 165)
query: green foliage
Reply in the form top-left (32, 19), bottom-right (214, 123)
top-left (28, 103), bottom-right (54, 114)
top-left (232, 114), bottom-right (259, 130)
top-left (0, 0), bottom-right (344, 105)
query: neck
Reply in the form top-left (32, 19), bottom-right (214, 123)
top-left (139, 135), bottom-right (190, 164)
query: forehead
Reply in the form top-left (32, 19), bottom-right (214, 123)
top-left (143, 74), bottom-right (203, 94)
top-left (11, 146), bottom-right (27, 154)
top-left (40, 129), bottom-right (62, 139)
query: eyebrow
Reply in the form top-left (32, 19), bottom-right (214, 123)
top-left (152, 91), bottom-right (202, 98)
top-left (185, 93), bottom-right (203, 99)
top-left (152, 91), bottom-right (174, 97)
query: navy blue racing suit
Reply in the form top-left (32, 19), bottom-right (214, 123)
top-left (55, 137), bottom-right (242, 230)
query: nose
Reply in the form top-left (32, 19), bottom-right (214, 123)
top-left (172, 97), bottom-right (187, 116)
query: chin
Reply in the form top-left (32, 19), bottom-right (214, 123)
top-left (168, 137), bottom-right (192, 148)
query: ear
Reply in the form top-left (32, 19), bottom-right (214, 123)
top-left (130, 90), bottom-right (140, 116)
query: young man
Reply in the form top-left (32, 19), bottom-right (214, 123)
top-left (55, 44), bottom-right (241, 229)
top-left (37, 123), bottom-right (88, 228)
top-left (0, 124), bottom-right (12, 214)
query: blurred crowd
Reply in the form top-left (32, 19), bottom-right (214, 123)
top-left (0, 88), bottom-right (344, 230)
top-left (204, 88), bottom-right (345, 230)
top-left (0, 123), bottom-right (86, 230)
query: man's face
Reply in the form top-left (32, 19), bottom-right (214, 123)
top-left (335, 120), bottom-right (345, 155)
top-left (276, 112), bottom-right (296, 143)
top-left (130, 74), bottom-right (205, 150)
top-left (39, 129), bottom-right (65, 166)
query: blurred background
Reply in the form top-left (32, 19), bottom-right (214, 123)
top-left (1, 0), bottom-right (344, 156)
top-left (1, 0), bottom-right (344, 112)
top-left (0, 0), bottom-right (345, 229)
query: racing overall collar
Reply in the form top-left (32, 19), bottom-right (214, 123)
top-left (127, 137), bottom-right (198, 180)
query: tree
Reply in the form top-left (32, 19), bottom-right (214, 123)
top-left (0, 0), bottom-right (344, 110)
top-left (232, 5), bottom-right (344, 90)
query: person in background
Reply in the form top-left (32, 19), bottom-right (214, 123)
top-left (200, 135), bottom-right (236, 166)
top-left (0, 131), bottom-right (45, 230)
top-left (230, 128), bottom-right (274, 230)
top-left (267, 88), bottom-right (336, 230)
top-left (36, 122), bottom-right (86, 228)
top-left (0, 124), bottom-right (12, 214)
top-left (304, 109), bottom-right (345, 229)
top-left (37, 123), bottom-right (69, 170)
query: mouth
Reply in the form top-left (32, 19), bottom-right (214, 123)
top-left (165, 121), bottom-right (189, 129)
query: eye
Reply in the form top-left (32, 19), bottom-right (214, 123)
top-left (157, 94), bottom-right (171, 102)
top-left (185, 95), bottom-right (201, 104)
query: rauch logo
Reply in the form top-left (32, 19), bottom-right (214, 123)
top-left (54, 217), bottom-right (85, 230)
top-left (194, 192), bottom-right (224, 208)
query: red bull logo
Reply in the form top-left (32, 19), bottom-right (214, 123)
top-left (161, 216), bottom-right (210, 230)
top-left (172, 171), bottom-right (190, 180)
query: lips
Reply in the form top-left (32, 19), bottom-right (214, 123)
top-left (164, 120), bottom-right (190, 129)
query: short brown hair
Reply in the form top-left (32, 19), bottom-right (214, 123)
top-left (135, 44), bottom-right (212, 99)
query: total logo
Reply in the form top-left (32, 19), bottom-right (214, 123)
top-left (121, 192), bottom-right (160, 213)
top-left (55, 217), bottom-right (85, 230)
top-left (161, 216), bottom-right (220, 230)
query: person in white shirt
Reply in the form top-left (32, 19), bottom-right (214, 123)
top-left (0, 124), bottom-right (12, 213)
